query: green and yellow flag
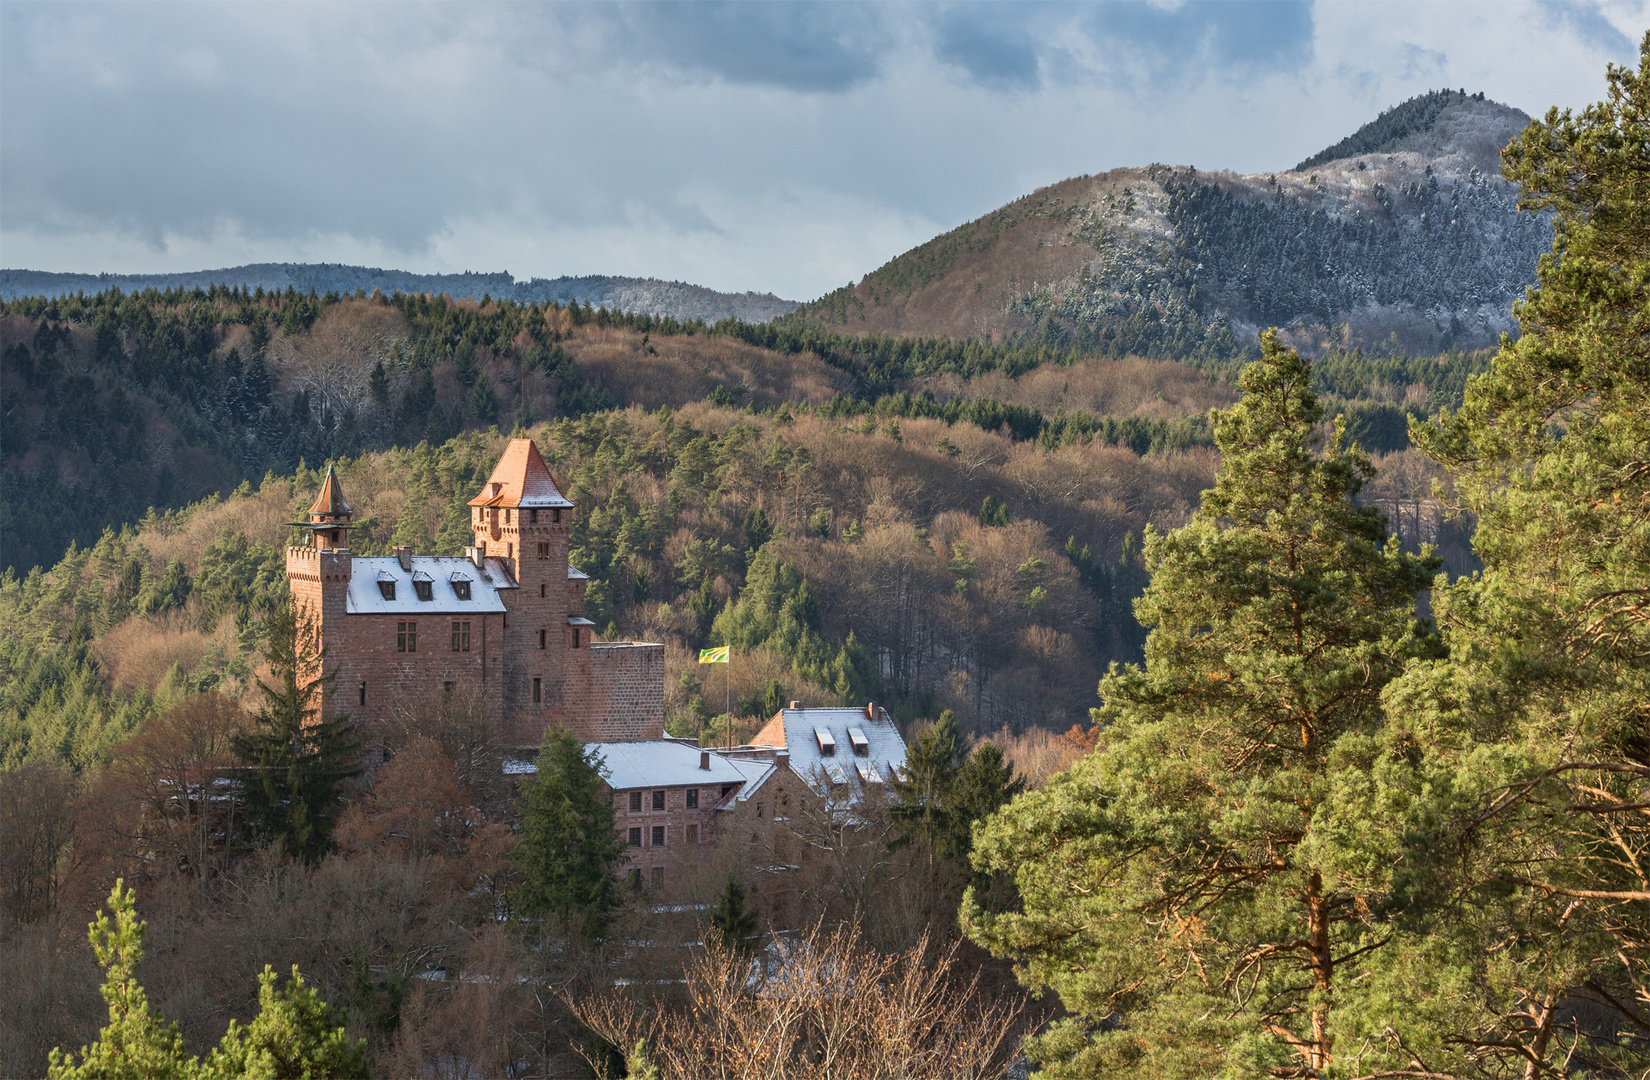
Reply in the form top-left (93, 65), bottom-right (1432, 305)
top-left (698, 645), bottom-right (730, 664)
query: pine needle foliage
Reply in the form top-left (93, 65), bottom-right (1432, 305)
top-left (964, 331), bottom-right (1439, 1078)
top-left (512, 725), bottom-right (625, 940)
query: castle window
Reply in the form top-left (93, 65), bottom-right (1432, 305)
top-left (628, 828), bottom-right (642, 848)
top-left (532, 677), bottom-right (542, 703)
top-left (443, 681), bottom-right (455, 694)
top-left (651, 866), bottom-right (664, 889)
top-left (652, 790), bottom-right (665, 811)
top-left (538, 629), bottom-right (546, 650)
top-left (651, 825), bottom-right (665, 847)
top-left (452, 579), bottom-right (471, 600)
top-left (686, 789), bottom-right (698, 809)
top-left (378, 581), bottom-right (395, 601)
top-left (358, 682), bottom-right (366, 706)
top-left (414, 580), bottom-right (433, 602)
top-left (451, 621), bottom-right (471, 652)
top-left (537, 542), bottom-right (550, 559)
top-left (570, 629), bottom-right (581, 649)
top-left (553, 508), bottom-right (561, 524)
top-left (628, 868), bottom-right (642, 888)
top-left (686, 824), bottom-right (699, 845)
top-left (530, 508), bottom-right (538, 524)
top-left (629, 791), bottom-right (643, 813)
top-left (720, 785), bottom-right (734, 800)
top-left (540, 584), bottom-right (546, 598)
top-left (397, 621), bottom-right (416, 652)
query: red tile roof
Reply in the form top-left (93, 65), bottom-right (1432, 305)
top-left (468, 438), bottom-right (573, 508)
top-left (307, 465), bottom-right (352, 518)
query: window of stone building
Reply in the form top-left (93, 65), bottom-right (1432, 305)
top-left (686, 790), bottom-right (698, 809)
top-left (414, 580), bottom-right (433, 602)
top-left (652, 790), bottom-right (665, 811)
top-left (451, 621), bottom-right (471, 652)
top-left (378, 581), bottom-right (395, 601)
top-left (720, 785), bottom-right (734, 800)
top-left (687, 824), bottom-right (699, 845)
top-left (530, 508), bottom-right (539, 524)
top-left (452, 579), bottom-right (471, 601)
top-left (651, 825), bottom-right (665, 847)
top-left (540, 583), bottom-right (546, 598)
top-left (651, 866), bottom-right (664, 889)
top-left (537, 542), bottom-right (550, 559)
top-left (532, 677), bottom-right (542, 704)
top-left (628, 868), bottom-right (642, 888)
top-left (628, 828), bottom-right (642, 848)
top-left (629, 791), bottom-right (643, 812)
top-left (443, 681), bottom-right (454, 694)
top-left (397, 621), bottom-right (416, 652)
top-left (539, 629), bottom-right (546, 649)
top-left (358, 683), bottom-right (366, 706)
top-left (553, 508), bottom-right (562, 524)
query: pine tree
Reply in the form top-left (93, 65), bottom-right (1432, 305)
top-left (232, 599), bottom-right (362, 861)
top-left (513, 726), bottom-right (625, 940)
top-left (48, 881), bottom-right (194, 1080)
top-left (964, 331), bottom-right (1437, 1078)
top-left (199, 966), bottom-right (367, 1079)
top-left (1377, 34), bottom-right (1650, 1073)
top-left (708, 873), bottom-right (758, 956)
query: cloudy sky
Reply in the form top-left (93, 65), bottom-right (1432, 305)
top-left (2, 1), bottom-right (1644, 301)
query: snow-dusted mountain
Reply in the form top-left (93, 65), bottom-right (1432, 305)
top-left (794, 91), bottom-right (1547, 355)
top-left (0, 265), bottom-right (800, 324)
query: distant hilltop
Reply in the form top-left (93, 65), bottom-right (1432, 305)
top-left (0, 264), bottom-right (802, 324)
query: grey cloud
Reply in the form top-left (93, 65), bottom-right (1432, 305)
top-left (1086, 0), bottom-right (1315, 73)
top-left (933, 9), bottom-right (1042, 89)
top-left (1534, 1), bottom-right (1637, 58)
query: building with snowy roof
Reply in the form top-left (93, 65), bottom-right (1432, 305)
top-left (286, 438), bottom-right (664, 748)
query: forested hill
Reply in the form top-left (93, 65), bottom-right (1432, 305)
top-left (0, 265), bottom-right (800, 324)
top-left (791, 91), bottom-right (1545, 358)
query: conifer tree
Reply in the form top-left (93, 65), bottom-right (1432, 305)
top-left (232, 599), bottom-right (362, 861)
top-left (964, 332), bottom-right (1437, 1078)
top-left (708, 873), bottom-right (758, 956)
top-left (1375, 34), bottom-right (1650, 1073)
top-left (48, 880), bottom-right (194, 1080)
top-left (513, 726), bottom-right (625, 940)
top-left (199, 966), bottom-right (367, 1079)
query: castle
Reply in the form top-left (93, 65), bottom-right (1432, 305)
top-left (285, 438), bottom-right (665, 748)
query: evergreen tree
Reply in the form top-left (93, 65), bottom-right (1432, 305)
top-left (890, 710), bottom-right (965, 856)
top-left (1378, 35), bottom-right (1650, 1074)
top-left (48, 880), bottom-right (194, 1080)
top-left (199, 966), bottom-right (368, 1080)
top-left (708, 873), bottom-right (758, 956)
top-left (964, 331), bottom-right (1437, 1078)
top-left (232, 600), bottom-right (362, 861)
top-left (513, 726), bottom-right (625, 940)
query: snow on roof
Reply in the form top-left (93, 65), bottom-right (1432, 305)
top-left (768, 707), bottom-right (907, 801)
top-left (587, 741), bottom-right (753, 791)
top-left (345, 556), bottom-right (517, 614)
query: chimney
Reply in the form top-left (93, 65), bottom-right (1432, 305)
top-left (699, 751), bottom-right (711, 771)
top-left (788, 700), bottom-right (800, 710)
top-left (393, 545), bottom-right (412, 572)
top-left (465, 545), bottom-right (484, 568)
top-left (865, 700), bottom-right (875, 720)
top-left (775, 750), bottom-right (790, 771)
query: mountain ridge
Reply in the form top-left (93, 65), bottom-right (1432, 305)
top-left (792, 93), bottom-right (1546, 356)
top-left (0, 264), bottom-right (801, 324)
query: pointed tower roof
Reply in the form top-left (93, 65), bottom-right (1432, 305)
top-left (307, 464), bottom-right (352, 518)
top-left (468, 438), bottom-right (573, 509)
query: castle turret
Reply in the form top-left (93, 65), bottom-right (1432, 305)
top-left (286, 464), bottom-right (354, 639)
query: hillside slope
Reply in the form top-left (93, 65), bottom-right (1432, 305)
top-left (793, 92), bottom-right (1546, 356)
top-left (0, 264), bottom-right (800, 324)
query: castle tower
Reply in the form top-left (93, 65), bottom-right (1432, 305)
top-left (468, 438), bottom-right (589, 739)
top-left (285, 464), bottom-right (354, 666)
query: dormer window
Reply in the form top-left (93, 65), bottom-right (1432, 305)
top-left (414, 580), bottom-right (433, 602)
top-left (378, 581), bottom-right (395, 601)
top-left (815, 728), bottom-right (836, 756)
top-left (451, 579), bottom-right (471, 600)
top-left (848, 727), bottom-right (870, 757)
